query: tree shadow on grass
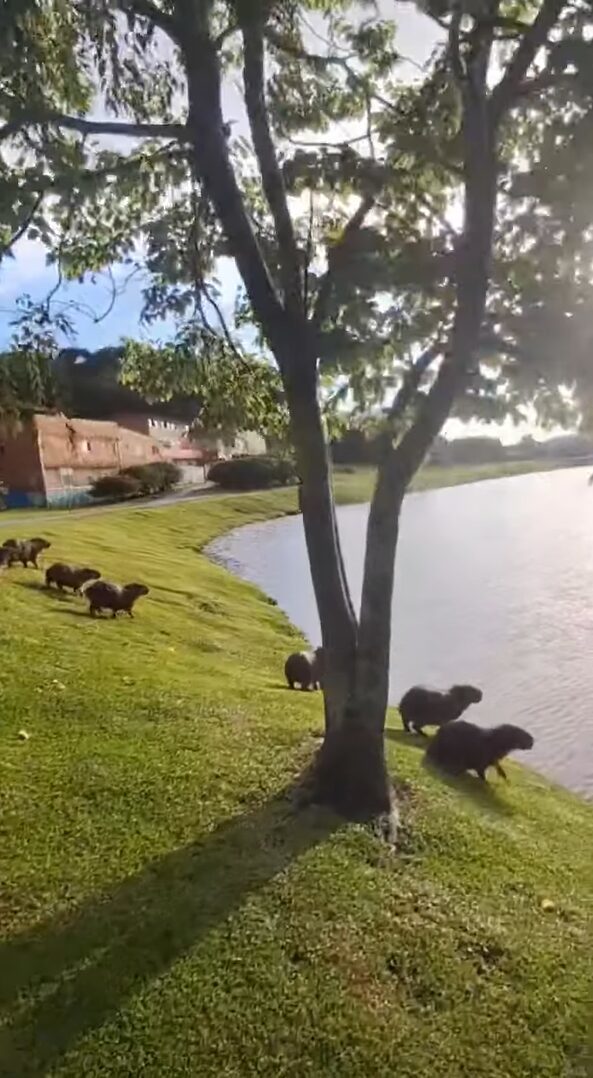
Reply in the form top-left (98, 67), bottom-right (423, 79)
top-left (58, 608), bottom-right (116, 620)
top-left (0, 789), bottom-right (338, 1076)
top-left (385, 729), bottom-right (514, 818)
top-left (384, 727), bottom-right (426, 749)
top-left (15, 580), bottom-right (73, 603)
top-left (422, 758), bottom-right (515, 818)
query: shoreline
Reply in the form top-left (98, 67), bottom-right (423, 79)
top-left (1, 465), bottom-right (592, 1075)
top-left (0, 456), bottom-right (580, 530)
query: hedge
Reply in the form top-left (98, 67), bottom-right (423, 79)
top-left (90, 474), bottom-right (142, 500)
top-left (207, 456), bottom-right (296, 490)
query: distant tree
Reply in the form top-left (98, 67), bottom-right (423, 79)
top-left (1, 0), bottom-right (591, 824)
top-left (440, 436), bottom-right (506, 465)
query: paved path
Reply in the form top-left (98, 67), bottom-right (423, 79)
top-left (0, 483), bottom-right (228, 530)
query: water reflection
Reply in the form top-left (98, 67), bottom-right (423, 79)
top-left (210, 468), bottom-right (593, 798)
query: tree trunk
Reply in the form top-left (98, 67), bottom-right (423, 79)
top-left (349, 99), bottom-right (500, 754)
top-left (354, 452), bottom-right (406, 739)
top-left (283, 362), bottom-right (357, 717)
top-left (284, 361), bottom-right (395, 821)
top-left (184, 37), bottom-right (392, 819)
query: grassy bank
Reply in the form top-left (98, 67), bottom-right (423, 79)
top-left (0, 456), bottom-right (570, 528)
top-left (1, 476), bottom-right (592, 1077)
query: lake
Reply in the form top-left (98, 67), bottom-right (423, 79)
top-left (210, 467), bottom-right (593, 798)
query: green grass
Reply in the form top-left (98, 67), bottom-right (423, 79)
top-left (0, 455), bottom-right (571, 528)
top-left (1, 470), bottom-right (592, 1077)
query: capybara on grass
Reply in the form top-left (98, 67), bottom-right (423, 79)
top-left (425, 720), bottom-right (534, 782)
top-left (285, 648), bottom-right (324, 691)
top-left (84, 580), bottom-right (149, 618)
top-left (1, 538), bottom-right (51, 568)
top-left (399, 684), bottom-right (483, 736)
top-left (45, 563), bottom-right (101, 594)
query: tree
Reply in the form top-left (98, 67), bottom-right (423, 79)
top-left (1, 0), bottom-right (590, 825)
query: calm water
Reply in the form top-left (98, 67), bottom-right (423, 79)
top-left (210, 468), bottom-right (593, 798)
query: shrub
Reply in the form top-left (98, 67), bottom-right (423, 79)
top-left (121, 461), bottom-right (182, 494)
top-left (90, 474), bottom-right (142, 501)
top-left (208, 456), bottom-right (296, 490)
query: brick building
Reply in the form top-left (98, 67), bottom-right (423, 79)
top-left (0, 414), bottom-right (163, 508)
top-left (113, 413), bottom-right (267, 482)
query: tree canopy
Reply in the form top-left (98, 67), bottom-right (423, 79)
top-left (1, 0), bottom-right (592, 434)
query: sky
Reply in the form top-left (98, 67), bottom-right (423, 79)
top-left (0, 5), bottom-right (564, 442)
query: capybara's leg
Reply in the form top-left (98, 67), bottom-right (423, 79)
top-left (476, 768), bottom-right (488, 781)
top-left (112, 609), bottom-right (118, 619)
top-left (287, 680), bottom-right (294, 689)
top-left (495, 761), bottom-right (508, 781)
top-left (90, 605), bottom-right (98, 617)
top-left (128, 610), bottom-right (133, 618)
top-left (401, 713), bottom-right (411, 732)
top-left (300, 683), bottom-right (309, 692)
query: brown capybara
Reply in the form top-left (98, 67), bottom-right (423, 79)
top-left (45, 563), bottom-right (101, 594)
top-left (399, 684), bottom-right (483, 736)
top-left (84, 580), bottom-right (149, 618)
top-left (425, 720), bottom-right (534, 782)
top-left (2, 537), bottom-right (51, 568)
top-left (285, 647), bottom-right (324, 691)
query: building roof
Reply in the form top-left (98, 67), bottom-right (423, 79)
top-left (33, 413), bottom-right (121, 439)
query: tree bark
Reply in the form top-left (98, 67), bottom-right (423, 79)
top-left (354, 452), bottom-right (406, 740)
top-left (283, 362), bottom-right (357, 722)
top-left (281, 356), bottom-right (393, 820)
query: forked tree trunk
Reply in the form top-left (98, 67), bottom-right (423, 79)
top-left (181, 9), bottom-right (500, 825)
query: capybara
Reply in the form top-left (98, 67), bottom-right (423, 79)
top-left (2, 537), bottom-right (51, 568)
top-left (45, 563), bottom-right (101, 594)
top-left (425, 720), bottom-right (534, 782)
top-left (399, 684), bottom-right (483, 735)
top-left (84, 580), bottom-right (149, 618)
top-left (285, 647), bottom-right (324, 691)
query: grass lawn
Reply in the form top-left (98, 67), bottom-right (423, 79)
top-left (0, 455), bottom-right (572, 528)
top-left (1, 469), bottom-right (592, 1077)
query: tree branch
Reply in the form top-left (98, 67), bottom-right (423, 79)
top-left (0, 192), bottom-right (44, 262)
top-left (119, 0), bottom-right (181, 41)
top-left (311, 194), bottom-right (375, 332)
top-left (489, 0), bottom-right (567, 122)
top-left (0, 112), bottom-right (187, 144)
top-left (177, 2), bottom-right (287, 364)
top-left (241, 18), bottom-right (302, 313)
top-left (448, 9), bottom-right (466, 86)
top-left (386, 344), bottom-right (442, 428)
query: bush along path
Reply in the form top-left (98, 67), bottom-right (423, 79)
top-left (0, 484), bottom-right (592, 1077)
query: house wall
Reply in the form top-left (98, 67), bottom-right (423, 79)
top-left (36, 415), bottom-right (162, 507)
top-left (0, 424), bottom-right (45, 508)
